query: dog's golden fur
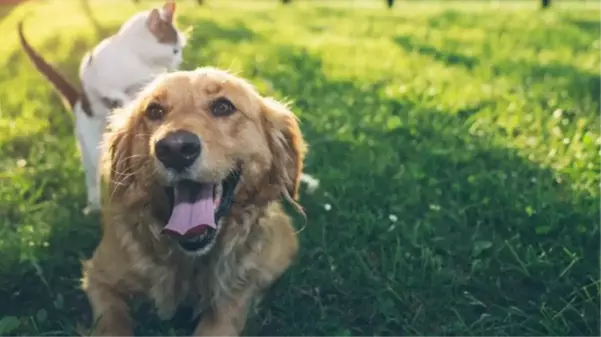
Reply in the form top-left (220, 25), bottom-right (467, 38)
top-left (81, 67), bottom-right (306, 336)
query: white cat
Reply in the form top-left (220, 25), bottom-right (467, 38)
top-left (18, 0), bottom-right (186, 214)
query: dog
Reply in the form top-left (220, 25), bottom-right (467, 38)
top-left (81, 67), bottom-right (307, 336)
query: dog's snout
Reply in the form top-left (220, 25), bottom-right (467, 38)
top-left (155, 130), bottom-right (201, 171)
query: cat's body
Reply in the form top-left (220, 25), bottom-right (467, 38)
top-left (18, 1), bottom-right (186, 213)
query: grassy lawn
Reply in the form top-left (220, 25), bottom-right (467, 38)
top-left (0, 0), bottom-right (599, 335)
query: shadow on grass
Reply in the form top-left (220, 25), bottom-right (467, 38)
top-left (0, 208), bottom-right (100, 334)
top-left (425, 9), bottom-right (481, 30)
top-left (394, 35), bottom-right (479, 69)
top-left (393, 34), bottom-right (601, 115)
top-left (567, 17), bottom-right (601, 35)
top-left (218, 46), bottom-right (599, 336)
top-left (522, 61), bottom-right (600, 110)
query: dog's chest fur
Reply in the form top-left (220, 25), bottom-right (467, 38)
top-left (97, 199), bottom-right (296, 329)
top-left (122, 228), bottom-right (211, 320)
top-left (121, 209), bottom-right (265, 321)
top-left (147, 260), bottom-right (200, 320)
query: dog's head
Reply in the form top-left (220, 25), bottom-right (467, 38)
top-left (102, 67), bottom-right (306, 255)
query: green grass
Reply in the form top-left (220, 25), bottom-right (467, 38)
top-left (0, 0), bottom-right (599, 335)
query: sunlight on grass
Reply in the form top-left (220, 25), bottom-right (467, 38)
top-left (0, 0), bottom-right (599, 335)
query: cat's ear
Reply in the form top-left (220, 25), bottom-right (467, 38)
top-left (147, 8), bottom-right (161, 32)
top-left (162, 0), bottom-right (176, 22)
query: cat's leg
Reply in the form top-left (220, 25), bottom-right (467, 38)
top-left (75, 104), bottom-right (103, 214)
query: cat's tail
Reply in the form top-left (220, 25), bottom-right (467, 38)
top-left (17, 20), bottom-right (80, 111)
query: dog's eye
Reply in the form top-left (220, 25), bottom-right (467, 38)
top-left (146, 102), bottom-right (165, 120)
top-left (210, 98), bottom-right (236, 117)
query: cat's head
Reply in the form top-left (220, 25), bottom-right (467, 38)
top-left (121, 0), bottom-right (187, 70)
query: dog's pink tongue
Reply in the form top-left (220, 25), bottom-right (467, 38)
top-left (163, 183), bottom-right (216, 237)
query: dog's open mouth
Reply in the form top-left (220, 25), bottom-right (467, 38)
top-left (162, 171), bottom-right (240, 252)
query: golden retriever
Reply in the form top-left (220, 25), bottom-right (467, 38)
top-left (81, 67), bottom-right (307, 336)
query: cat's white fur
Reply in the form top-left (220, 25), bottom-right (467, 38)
top-left (18, 1), bottom-right (186, 214)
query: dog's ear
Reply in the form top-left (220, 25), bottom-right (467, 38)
top-left (101, 110), bottom-right (135, 197)
top-left (261, 97), bottom-right (307, 201)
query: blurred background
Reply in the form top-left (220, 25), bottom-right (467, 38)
top-left (0, 0), bottom-right (599, 336)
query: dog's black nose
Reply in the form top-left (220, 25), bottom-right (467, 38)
top-left (155, 130), bottom-right (201, 171)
